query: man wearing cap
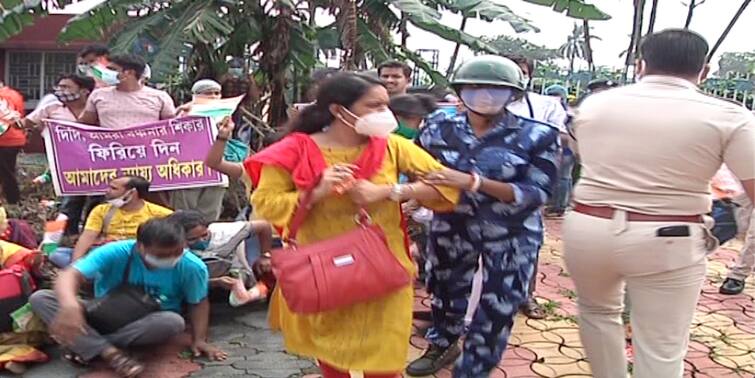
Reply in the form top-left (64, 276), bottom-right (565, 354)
top-left (543, 84), bottom-right (576, 217)
top-left (172, 79), bottom-right (227, 221)
top-left (577, 79), bottom-right (619, 106)
top-left (219, 58), bottom-right (258, 103)
top-left (564, 29), bottom-right (755, 378)
top-left (408, 55), bottom-right (560, 377)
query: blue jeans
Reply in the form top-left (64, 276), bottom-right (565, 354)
top-left (549, 153), bottom-right (576, 213)
top-left (711, 199), bottom-right (738, 245)
top-left (50, 247), bottom-right (74, 268)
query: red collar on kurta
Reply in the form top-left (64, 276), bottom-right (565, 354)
top-left (244, 132), bottom-right (388, 191)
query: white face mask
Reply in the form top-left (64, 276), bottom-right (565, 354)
top-left (341, 108), bottom-right (398, 138)
top-left (143, 252), bottom-right (183, 269)
top-left (107, 189), bottom-right (134, 208)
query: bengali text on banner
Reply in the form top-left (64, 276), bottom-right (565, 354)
top-left (42, 116), bottom-right (228, 196)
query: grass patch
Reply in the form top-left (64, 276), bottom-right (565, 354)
top-left (558, 288), bottom-right (578, 300)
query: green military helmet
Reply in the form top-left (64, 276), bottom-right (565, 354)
top-left (450, 55), bottom-right (525, 92)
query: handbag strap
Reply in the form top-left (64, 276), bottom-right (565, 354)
top-left (122, 250), bottom-right (135, 285)
top-left (286, 191), bottom-right (371, 243)
top-left (100, 205), bottom-right (118, 238)
top-left (286, 191), bottom-right (314, 242)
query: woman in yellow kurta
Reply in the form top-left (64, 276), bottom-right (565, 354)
top-left (246, 73), bottom-right (458, 377)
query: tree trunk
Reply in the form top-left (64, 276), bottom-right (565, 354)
top-left (623, 0), bottom-right (646, 82)
top-left (445, 16), bottom-right (468, 78)
top-left (684, 0), bottom-right (696, 28)
top-left (400, 12), bottom-right (408, 48)
top-left (707, 0), bottom-right (752, 63)
top-left (647, 0), bottom-right (659, 34)
top-left (583, 19), bottom-right (594, 72)
top-left (569, 53), bottom-right (575, 75)
top-left (308, 1), bottom-right (317, 27)
top-left (339, 0), bottom-right (358, 70)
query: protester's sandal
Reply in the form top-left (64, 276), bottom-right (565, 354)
top-left (103, 349), bottom-right (144, 378)
top-left (62, 350), bottom-right (89, 367)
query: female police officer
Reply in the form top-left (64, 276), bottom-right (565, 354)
top-left (408, 55), bottom-right (561, 377)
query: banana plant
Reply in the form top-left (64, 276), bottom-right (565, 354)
top-left (522, 0), bottom-right (610, 20)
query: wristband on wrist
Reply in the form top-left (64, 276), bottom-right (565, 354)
top-left (469, 172), bottom-right (482, 192)
top-left (389, 184), bottom-right (404, 202)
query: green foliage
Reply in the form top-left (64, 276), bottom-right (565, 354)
top-left (522, 0), bottom-right (611, 20)
top-left (0, 0), bottom-right (67, 40)
top-left (485, 35), bottom-right (559, 62)
top-left (717, 51), bottom-right (755, 77)
top-left (439, 0), bottom-right (539, 32)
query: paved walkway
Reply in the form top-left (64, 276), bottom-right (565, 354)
top-left (410, 219), bottom-right (755, 377)
top-left (19, 219), bottom-right (755, 377)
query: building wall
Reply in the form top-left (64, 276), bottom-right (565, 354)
top-left (0, 15), bottom-right (97, 152)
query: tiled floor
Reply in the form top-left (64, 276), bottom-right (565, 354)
top-left (21, 219), bottom-right (755, 377)
top-left (408, 219), bottom-right (755, 377)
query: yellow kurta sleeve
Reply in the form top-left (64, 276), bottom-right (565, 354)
top-left (249, 165), bottom-right (301, 229)
top-left (389, 135), bottom-right (460, 212)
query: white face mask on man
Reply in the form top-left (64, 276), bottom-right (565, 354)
top-left (143, 252), bottom-right (183, 269)
top-left (107, 189), bottom-right (135, 209)
top-left (340, 108), bottom-right (398, 138)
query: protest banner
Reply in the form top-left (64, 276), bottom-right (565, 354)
top-left (42, 116), bottom-right (228, 196)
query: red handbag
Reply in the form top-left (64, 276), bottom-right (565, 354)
top-left (271, 193), bottom-right (411, 314)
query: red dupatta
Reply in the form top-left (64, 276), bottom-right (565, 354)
top-left (243, 132), bottom-right (388, 190)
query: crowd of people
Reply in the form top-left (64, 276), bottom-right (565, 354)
top-left (0, 28), bottom-right (751, 378)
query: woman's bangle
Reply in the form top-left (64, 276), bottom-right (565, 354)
top-left (469, 172), bottom-right (482, 193)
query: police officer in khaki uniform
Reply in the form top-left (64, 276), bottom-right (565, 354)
top-left (564, 29), bottom-right (755, 378)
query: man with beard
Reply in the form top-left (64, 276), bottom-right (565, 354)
top-left (49, 176), bottom-right (173, 267)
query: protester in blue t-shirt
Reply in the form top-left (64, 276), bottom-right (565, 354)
top-left (30, 218), bottom-right (227, 377)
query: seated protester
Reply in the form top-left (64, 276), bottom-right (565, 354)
top-left (170, 210), bottom-right (273, 306)
top-left (49, 176), bottom-right (173, 268)
top-left (29, 218), bottom-right (227, 377)
top-left (0, 206), bottom-right (37, 249)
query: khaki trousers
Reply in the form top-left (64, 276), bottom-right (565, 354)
top-left (563, 210), bottom-right (709, 378)
top-left (727, 193), bottom-right (755, 281)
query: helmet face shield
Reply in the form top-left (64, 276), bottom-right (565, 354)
top-left (459, 87), bottom-right (515, 116)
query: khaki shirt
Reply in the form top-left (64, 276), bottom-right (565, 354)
top-left (573, 75), bottom-right (755, 215)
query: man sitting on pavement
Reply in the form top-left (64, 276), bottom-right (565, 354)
top-left (170, 210), bottom-right (274, 305)
top-left (30, 218), bottom-right (226, 377)
top-left (49, 176), bottom-right (173, 268)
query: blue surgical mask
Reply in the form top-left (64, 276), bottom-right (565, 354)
top-left (460, 87), bottom-right (514, 116)
top-left (228, 68), bottom-right (244, 78)
top-left (189, 239), bottom-right (210, 251)
top-left (143, 253), bottom-right (183, 269)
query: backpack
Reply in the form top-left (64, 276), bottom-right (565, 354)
top-left (0, 265), bottom-right (36, 332)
